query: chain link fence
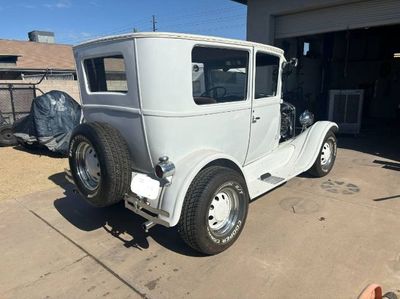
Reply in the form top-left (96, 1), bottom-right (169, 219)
top-left (0, 83), bottom-right (39, 125)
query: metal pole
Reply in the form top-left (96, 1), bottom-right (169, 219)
top-left (152, 15), bottom-right (157, 32)
top-left (8, 84), bottom-right (16, 123)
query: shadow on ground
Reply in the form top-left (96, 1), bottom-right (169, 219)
top-left (48, 172), bottom-right (202, 257)
top-left (338, 124), bottom-right (400, 162)
top-left (13, 144), bottom-right (66, 158)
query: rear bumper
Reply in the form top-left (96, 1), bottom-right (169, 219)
top-left (124, 193), bottom-right (170, 227)
top-left (65, 168), bottom-right (171, 227)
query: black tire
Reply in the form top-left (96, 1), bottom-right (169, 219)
top-left (178, 166), bottom-right (249, 255)
top-left (308, 131), bottom-right (337, 177)
top-left (0, 124), bottom-right (18, 146)
top-left (69, 122), bottom-right (132, 207)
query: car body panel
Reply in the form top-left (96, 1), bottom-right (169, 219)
top-left (73, 32), bottom-right (337, 227)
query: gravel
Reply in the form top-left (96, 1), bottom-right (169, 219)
top-left (0, 146), bottom-right (68, 201)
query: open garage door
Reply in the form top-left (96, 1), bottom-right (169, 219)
top-left (275, 0), bottom-right (400, 39)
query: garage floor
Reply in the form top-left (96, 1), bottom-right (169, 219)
top-left (1, 135), bottom-right (400, 299)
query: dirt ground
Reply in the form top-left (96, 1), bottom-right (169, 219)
top-left (0, 146), bottom-right (68, 201)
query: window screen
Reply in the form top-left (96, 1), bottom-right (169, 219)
top-left (192, 47), bottom-right (248, 105)
top-left (255, 53), bottom-right (280, 99)
top-left (84, 55), bottom-right (128, 93)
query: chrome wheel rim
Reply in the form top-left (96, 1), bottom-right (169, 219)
top-left (208, 184), bottom-right (240, 236)
top-left (75, 141), bottom-right (101, 191)
top-left (321, 141), bottom-right (333, 169)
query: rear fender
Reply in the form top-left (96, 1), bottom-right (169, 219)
top-left (159, 150), bottom-right (245, 227)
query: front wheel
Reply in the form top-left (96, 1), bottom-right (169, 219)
top-left (178, 166), bottom-right (249, 255)
top-left (308, 131), bottom-right (337, 177)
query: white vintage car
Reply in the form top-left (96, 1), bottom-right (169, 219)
top-left (69, 32), bottom-right (338, 255)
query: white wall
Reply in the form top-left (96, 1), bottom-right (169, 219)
top-left (246, 0), bottom-right (362, 44)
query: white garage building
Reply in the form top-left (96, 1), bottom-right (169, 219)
top-left (234, 0), bottom-right (400, 133)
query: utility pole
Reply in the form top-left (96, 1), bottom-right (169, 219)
top-left (152, 15), bottom-right (157, 32)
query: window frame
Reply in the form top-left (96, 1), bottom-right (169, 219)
top-left (82, 52), bottom-right (129, 95)
top-left (253, 50), bottom-right (282, 101)
top-left (191, 44), bottom-right (251, 107)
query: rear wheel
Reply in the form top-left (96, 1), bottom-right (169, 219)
top-left (308, 131), bottom-right (337, 177)
top-left (69, 122), bottom-right (132, 207)
top-left (178, 166), bottom-right (249, 255)
top-left (0, 124), bottom-right (17, 146)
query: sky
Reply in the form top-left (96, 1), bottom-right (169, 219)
top-left (0, 0), bottom-right (247, 45)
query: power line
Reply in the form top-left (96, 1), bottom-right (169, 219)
top-left (65, 5), bottom-right (246, 44)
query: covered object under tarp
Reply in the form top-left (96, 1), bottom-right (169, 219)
top-left (13, 90), bottom-right (81, 155)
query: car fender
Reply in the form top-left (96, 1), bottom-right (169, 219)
top-left (291, 121), bottom-right (338, 175)
top-left (159, 149), bottom-right (246, 227)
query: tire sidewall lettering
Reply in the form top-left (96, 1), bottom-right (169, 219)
top-left (207, 220), bottom-right (243, 245)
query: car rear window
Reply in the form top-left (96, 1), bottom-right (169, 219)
top-left (84, 54), bottom-right (128, 93)
top-left (192, 46), bottom-right (249, 105)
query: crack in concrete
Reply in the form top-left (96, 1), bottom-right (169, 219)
top-left (25, 208), bottom-right (149, 299)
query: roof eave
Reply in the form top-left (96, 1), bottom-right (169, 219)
top-left (231, 0), bottom-right (247, 4)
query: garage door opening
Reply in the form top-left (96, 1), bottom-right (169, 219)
top-left (276, 24), bottom-right (400, 133)
top-left (275, 24), bottom-right (400, 162)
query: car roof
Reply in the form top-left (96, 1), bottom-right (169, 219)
top-left (73, 32), bottom-right (284, 55)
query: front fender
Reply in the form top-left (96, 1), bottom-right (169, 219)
top-left (292, 121), bottom-right (338, 175)
top-left (159, 150), bottom-right (245, 227)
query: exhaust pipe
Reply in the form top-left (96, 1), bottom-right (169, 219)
top-left (143, 221), bottom-right (156, 232)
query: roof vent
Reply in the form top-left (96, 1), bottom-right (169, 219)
top-left (28, 31), bottom-right (55, 43)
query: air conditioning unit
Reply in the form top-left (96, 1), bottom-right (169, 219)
top-left (328, 89), bottom-right (364, 134)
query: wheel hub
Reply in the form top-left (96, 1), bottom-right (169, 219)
top-left (321, 142), bottom-right (332, 166)
top-left (208, 187), bottom-right (238, 233)
top-left (75, 142), bottom-right (101, 191)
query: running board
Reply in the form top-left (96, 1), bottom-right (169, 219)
top-left (259, 173), bottom-right (285, 185)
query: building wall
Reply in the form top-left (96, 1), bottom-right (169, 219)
top-left (2, 79), bottom-right (81, 103)
top-left (246, 0), bottom-right (362, 44)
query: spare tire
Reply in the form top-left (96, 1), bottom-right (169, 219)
top-left (0, 124), bottom-right (18, 146)
top-left (69, 122), bottom-right (132, 207)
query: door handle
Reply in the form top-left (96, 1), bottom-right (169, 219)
top-left (252, 115), bottom-right (261, 123)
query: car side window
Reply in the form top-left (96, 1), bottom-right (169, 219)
top-left (192, 46), bottom-right (249, 105)
top-left (84, 54), bottom-right (128, 93)
top-left (255, 52), bottom-right (280, 99)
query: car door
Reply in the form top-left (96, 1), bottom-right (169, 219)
top-left (245, 50), bottom-right (282, 164)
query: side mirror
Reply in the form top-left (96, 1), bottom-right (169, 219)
top-left (288, 57), bottom-right (298, 67)
top-left (299, 110), bottom-right (314, 128)
top-left (283, 57), bottom-right (298, 69)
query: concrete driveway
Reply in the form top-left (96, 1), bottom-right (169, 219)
top-left (1, 136), bottom-right (400, 299)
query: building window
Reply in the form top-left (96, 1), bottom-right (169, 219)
top-left (192, 46), bottom-right (248, 105)
top-left (84, 54), bottom-right (128, 93)
top-left (303, 42), bottom-right (310, 56)
top-left (0, 55), bottom-right (19, 67)
top-left (254, 52), bottom-right (280, 99)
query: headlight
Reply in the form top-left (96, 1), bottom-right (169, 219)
top-left (299, 110), bottom-right (314, 128)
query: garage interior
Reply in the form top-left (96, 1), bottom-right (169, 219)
top-left (274, 23), bottom-right (400, 164)
top-left (276, 24), bottom-right (400, 132)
